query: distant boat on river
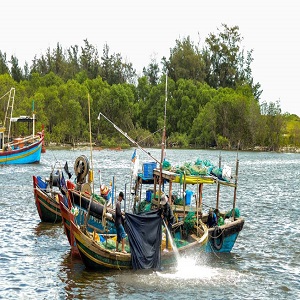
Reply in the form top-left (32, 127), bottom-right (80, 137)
top-left (0, 87), bottom-right (44, 164)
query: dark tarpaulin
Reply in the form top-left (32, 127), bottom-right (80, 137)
top-left (125, 210), bottom-right (162, 270)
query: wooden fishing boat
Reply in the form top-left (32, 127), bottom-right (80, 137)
top-left (0, 88), bottom-right (44, 164)
top-left (133, 157), bottom-right (245, 253)
top-left (59, 155), bottom-right (118, 256)
top-left (33, 174), bottom-right (63, 223)
top-left (60, 150), bottom-right (209, 270)
top-left (70, 215), bottom-right (208, 270)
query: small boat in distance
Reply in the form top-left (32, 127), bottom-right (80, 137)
top-left (0, 88), bottom-right (44, 164)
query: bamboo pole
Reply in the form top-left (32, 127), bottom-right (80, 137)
top-left (232, 157), bottom-right (239, 220)
top-left (84, 94), bottom-right (94, 230)
top-left (216, 154), bottom-right (221, 209)
top-left (158, 73), bottom-right (168, 208)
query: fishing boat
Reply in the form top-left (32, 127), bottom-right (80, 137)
top-left (59, 154), bottom-right (118, 256)
top-left (134, 156), bottom-right (245, 253)
top-left (70, 210), bottom-right (208, 270)
top-left (0, 88), bottom-right (44, 164)
top-left (33, 171), bottom-right (66, 223)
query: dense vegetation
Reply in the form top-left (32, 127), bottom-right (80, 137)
top-left (1, 24), bottom-right (299, 151)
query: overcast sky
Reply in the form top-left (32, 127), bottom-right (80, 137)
top-left (1, 1), bottom-right (299, 116)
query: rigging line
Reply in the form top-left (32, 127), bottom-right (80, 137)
top-left (97, 112), bottom-right (160, 164)
top-left (136, 128), bottom-right (163, 144)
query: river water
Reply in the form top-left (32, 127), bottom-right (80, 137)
top-left (0, 148), bottom-right (299, 299)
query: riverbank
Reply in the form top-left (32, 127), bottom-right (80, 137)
top-left (45, 142), bottom-right (300, 154)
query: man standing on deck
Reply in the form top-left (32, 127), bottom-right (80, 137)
top-left (115, 192), bottom-right (127, 253)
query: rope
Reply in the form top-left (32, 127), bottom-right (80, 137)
top-left (210, 226), bottom-right (225, 239)
top-left (208, 240), bottom-right (221, 259)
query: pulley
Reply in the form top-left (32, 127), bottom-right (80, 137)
top-left (74, 155), bottom-right (90, 183)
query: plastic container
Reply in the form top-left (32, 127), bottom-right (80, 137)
top-left (37, 176), bottom-right (47, 189)
top-left (185, 190), bottom-right (193, 205)
top-left (143, 162), bottom-right (157, 179)
top-left (146, 189), bottom-right (153, 202)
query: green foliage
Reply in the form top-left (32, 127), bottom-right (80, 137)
top-left (217, 135), bottom-right (230, 149)
top-left (0, 26), bottom-right (295, 150)
top-left (168, 132), bottom-right (189, 148)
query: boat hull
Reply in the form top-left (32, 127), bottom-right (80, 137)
top-left (71, 220), bottom-right (208, 271)
top-left (0, 137), bottom-right (43, 164)
top-left (59, 198), bottom-right (80, 257)
top-left (33, 176), bottom-right (62, 223)
top-left (59, 187), bottom-right (117, 257)
top-left (206, 218), bottom-right (244, 253)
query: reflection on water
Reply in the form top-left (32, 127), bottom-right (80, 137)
top-left (34, 222), bottom-right (63, 237)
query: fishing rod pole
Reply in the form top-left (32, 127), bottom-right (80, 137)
top-left (97, 112), bottom-right (160, 164)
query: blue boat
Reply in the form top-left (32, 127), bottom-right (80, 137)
top-left (0, 88), bottom-right (44, 164)
top-left (133, 157), bottom-right (244, 254)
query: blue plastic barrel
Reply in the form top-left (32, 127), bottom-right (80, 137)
top-left (146, 189), bottom-right (153, 202)
top-left (185, 190), bottom-right (193, 205)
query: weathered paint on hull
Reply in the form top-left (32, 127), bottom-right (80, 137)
top-left (59, 200), bottom-right (80, 257)
top-left (205, 218), bottom-right (244, 253)
top-left (71, 220), bottom-right (209, 271)
top-left (206, 232), bottom-right (239, 253)
top-left (34, 187), bottom-right (62, 223)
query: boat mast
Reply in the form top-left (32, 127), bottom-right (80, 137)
top-left (32, 99), bottom-right (35, 138)
top-left (84, 93), bottom-right (94, 230)
top-left (158, 72), bottom-right (168, 206)
top-left (232, 154), bottom-right (239, 219)
top-left (2, 88), bottom-right (15, 143)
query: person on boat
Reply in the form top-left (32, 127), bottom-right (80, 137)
top-left (214, 208), bottom-right (224, 226)
top-left (100, 184), bottom-right (111, 200)
top-left (160, 194), bottom-right (174, 251)
top-left (207, 208), bottom-right (217, 228)
top-left (115, 191), bottom-right (127, 253)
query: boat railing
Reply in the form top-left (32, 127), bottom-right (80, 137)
top-left (5, 134), bottom-right (41, 150)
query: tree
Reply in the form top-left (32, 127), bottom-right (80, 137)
top-left (9, 55), bottom-right (23, 82)
top-left (100, 43), bottom-right (136, 85)
top-left (190, 102), bottom-right (217, 148)
top-left (0, 51), bottom-right (9, 75)
top-left (66, 45), bottom-right (80, 79)
top-left (162, 36), bottom-right (206, 82)
top-left (80, 39), bottom-right (101, 79)
top-left (261, 100), bottom-right (285, 150)
top-left (143, 57), bottom-right (160, 85)
top-left (204, 23), bottom-right (262, 100)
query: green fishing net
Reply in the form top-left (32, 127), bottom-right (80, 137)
top-left (183, 211), bottom-right (196, 234)
top-left (92, 193), bottom-right (106, 205)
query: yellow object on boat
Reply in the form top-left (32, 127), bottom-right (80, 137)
top-left (88, 169), bottom-right (94, 183)
top-left (92, 231), bottom-right (100, 243)
top-left (172, 175), bottom-right (215, 184)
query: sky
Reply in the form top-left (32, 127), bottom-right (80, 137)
top-left (1, 1), bottom-right (300, 116)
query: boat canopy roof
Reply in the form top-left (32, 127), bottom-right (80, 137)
top-left (153, 168), bottom-right (236, 187)
top-left (10, 116), bottom-right (36, 123)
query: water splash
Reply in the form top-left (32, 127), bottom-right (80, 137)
top-left (163, 219), bottom-right (180, 262)
top-left (158, 256), bottom-right (219, 280)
